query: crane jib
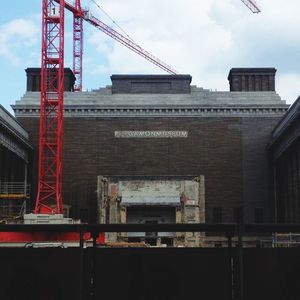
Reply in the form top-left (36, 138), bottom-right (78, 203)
top-left (53, 0), bottom-right (177, 76)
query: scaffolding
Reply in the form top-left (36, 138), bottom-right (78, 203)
top-left (0, 182), bottom-right (30, 220)
top-left (272, 233), bottom-right (300, 247)
top-left (257, 232), bottom-right (300, 248)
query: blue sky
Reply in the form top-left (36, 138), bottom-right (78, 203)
top-left (1, 0), bottom-right (300, 113)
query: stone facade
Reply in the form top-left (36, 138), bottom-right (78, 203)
top-left (13, 71), bottom-right (288, 223)
top-left (0, 105), bottom-right (32, 219)
top-left (97, 176), bottom-right (205, 247)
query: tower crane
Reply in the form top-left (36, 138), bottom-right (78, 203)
top-left (35, 0), bottom-right (261, 216)
top-left (240, 0), bottom-right (261, 13)
top-left (36, 0), bottom-right (177, 215)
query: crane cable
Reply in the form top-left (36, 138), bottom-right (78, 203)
top-left (90, 0), bottom-right (138, 44)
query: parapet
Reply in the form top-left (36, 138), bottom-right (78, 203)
top-left (110, 74), bottom-right (192, 94)
top-left (25, 68), bottom-right (76, 92)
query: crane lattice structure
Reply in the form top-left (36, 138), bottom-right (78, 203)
top-left (240, 0), bottom-right (261, 13)
top-left (36, 0), bottom-right (178, 214)
top-left (35, 0), bottom-right (65, 214)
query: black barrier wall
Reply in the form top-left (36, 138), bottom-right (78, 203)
top-left (236, 249), bottom-right (300, 300)
top-left (1, 224), bottom-right (300, 300)
top-left (0, 247), bottom-right (300, 300)
top-left (89, 248), bottom-right (233, 300)
top-left (0, 248), bottom-right (233, 300)
top-left (0, 249), bottom-right (86, 300)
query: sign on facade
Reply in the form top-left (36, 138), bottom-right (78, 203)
top-left (114, 131), bottom-right (188, 138)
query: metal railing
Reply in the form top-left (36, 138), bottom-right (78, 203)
top-left (0, 182), bottom-right (30, 199)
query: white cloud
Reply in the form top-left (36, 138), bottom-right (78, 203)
top-left (0, 18), bottom-right (39, 66)
top-left (86, 63), bottom-right (109, 76)
top-left (277, 73), bottom-right (300, 104)
top-left (82, 0), bottom-right (300, 103)
top-left (87, 29), bottom-right (114, 54)
top-left (87, 0), bottom-right (233, 78)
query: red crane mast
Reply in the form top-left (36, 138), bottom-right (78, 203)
top-left (35, 0), bottom-right (65, 214)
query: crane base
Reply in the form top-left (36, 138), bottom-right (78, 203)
top-left (23, 213), bottom-right (78, 224)
top-left (0, 214), bottom-right (90, 244)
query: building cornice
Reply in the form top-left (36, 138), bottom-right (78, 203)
top-left (0, 106), bottom-right (32, 151)
top-left (12, 105), bottom-right (288, 118)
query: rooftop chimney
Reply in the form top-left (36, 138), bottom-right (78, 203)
top-left (228, 68), bottom-right (276, 92)
top-left (25, 68), bottom-right (76, 92)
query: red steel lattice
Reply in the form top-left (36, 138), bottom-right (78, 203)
top-left (73, 0), bottom-right (83, 91)
top-left (35, 0), bottom-right (65, 214)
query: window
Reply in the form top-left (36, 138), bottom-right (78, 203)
top-left (80, 208), bottom-right (89, 223)
top-left (233, 207), bottom-right (242, 223)
top-left (213, 207), bottom-right (222, 223)
top-left (254, 208), bottom-right (264, 223)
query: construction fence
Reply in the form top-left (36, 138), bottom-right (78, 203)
top-left (0, 223), bottom-right (300, 300)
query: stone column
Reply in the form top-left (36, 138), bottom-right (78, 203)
top-left (97, 176), bottom-right (108, 224)
top-left (174, 206), bottom-right (184, 247)
top-left (106, 183), bottom-right (118, 242)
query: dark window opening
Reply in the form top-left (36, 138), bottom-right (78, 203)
top-left (145, 220), bottom-right (158, 245)
top-left (161, 237), bottom-right (173, 247)
top-left (213, 207), bottom-right (222, 223)
top-left (128, 237), bottom-right (141, 243)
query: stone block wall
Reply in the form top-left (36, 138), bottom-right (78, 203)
top-left (17, 115), bottom-right (281, 223)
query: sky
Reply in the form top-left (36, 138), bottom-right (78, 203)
top-left (1, 0), bottom-right (300, 113)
